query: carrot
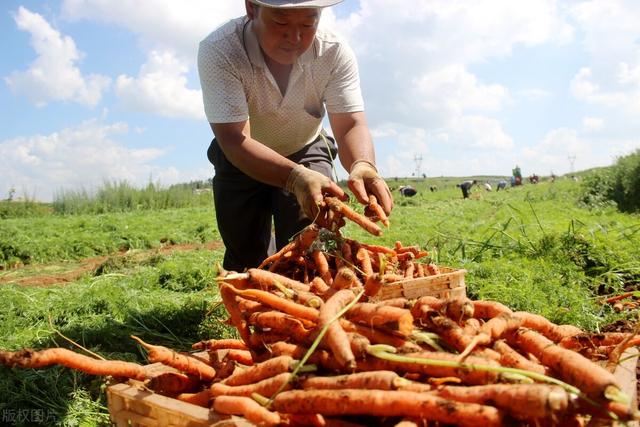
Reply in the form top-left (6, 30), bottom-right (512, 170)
top-left (309, 276), bottom-right (330, 295)
top-left (192, 338), bottom-right (249, 352)
top-left (176, 389), bottom-right (211, 407)
top-left (331, 267), bottom-right (362, 291)
top-left (425, 263), bottom-right (439, 275)
top-left (224, 349), bottom-right (254, 366)
top-left (210, 371), bottom-right (293, 397)
top-left (362, 273), bottom-right (383, 299)
top-left (324, 197), bottom-right (382, 236)
top-left (480, 313), bottom-right (523, 340)
top-left (0, 348), bottom-right (146, 380)
top-left (366, 195), bottom-right (389, 227)
top-left (219, 282), bottom-right (252, 344)
top-left (231, 288), bottom-right (319, 322)
top-left (145, 371), bottom-right (201, 394)
top-left (421, 313), bottom-right (491, 356)
top-left (320, 289), bottom-right (358, 370)
top-left (472, 300), bottom-right (513, 319)
top-left (257, 225), bottom-right (319, 269)
top-left (513, 311), bottom-right (582, 342)
top-left (268, 342), bottom-right (332, 369)
top-left (248, 311), bottom-right (312, 343)
top-left (311, 250), bottom-right (334, 286)
top-left (213, 395), bottom-right (281, 427)
top-left (361, 350), bottom-right (501, 385)
top-left (355, 247), bottom-right (374, 278)
top-left (346, 303), bottom-right (414, 336)
top-left (412, 295), bottom-right (475, 323)
top-left (222, 355), bottom-right (297, 386)
top-left (508, 328), bottom-right (623, 400)
top-left (411, 383), bottom-right (571, 421)
top-left (131, 336), bottom-right (216, 381)
top-left (246, 268), bottom-right (311, 293)
top-left (340, 319), bottom-right (422, 352)
top-left (559, 332), bottom-right (640, 351)
top-left (301, 370), bottom-right (400, 391)
top-left (492, 339), bottom-right (548, 375)
top-left (272, 389), bottom-right (504, 427)
top-left (340, 241), bottom-right (353, 265)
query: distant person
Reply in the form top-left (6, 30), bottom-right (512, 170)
top-left (497, 180), bottom-right (507, 191)
top-left (483, 182), bottom-right (492, 192)
top-left (398, 185), bottom-right (417, 197)
top-left (429, 185), bottom-right (438, 192)
top-left (456, 180), bottom-right (477, 199)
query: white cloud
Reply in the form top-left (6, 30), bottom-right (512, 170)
top-left (5, 7), bottom-right (110, 107)
top-left (115, 50), bottom-right (204, 119)
top-left (582, 117), bottom-right (604, 132)
top-left (61, 0), bottom-right (246, 60)
top-left (0, 119), bottom-right (195, 202)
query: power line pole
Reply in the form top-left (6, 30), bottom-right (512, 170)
top-left (413, 154), bottom-right (423, 177)
top-left (568, 155), bottom-right (576, 174)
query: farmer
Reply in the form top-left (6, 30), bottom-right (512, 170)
top-left (198, 0), bottom-right (393, 271)
top-left (456, 179), bottom-right (477, 199)
top-left (398, 185), bottom-right (418, 197)
top-left (497, 180), bottom-right (507, 191)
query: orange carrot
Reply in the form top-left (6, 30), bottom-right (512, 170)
top-left (301, 370), bottom-right (400, 390)
top-left (472, 300), bottom-right (513, 319)
top-left (0, 348), bottom-right (146, 380)
top-left (248, 311), bottom-right (312, 343)
top-left (320, 289), bottom-right (358, 370)
top-left (514, 311), bottom-right (582, 342)
top-left (213, 395), bottom-right (281, 426)
top-left (340, 319), bottom-right (422, 352)
top-left (210, 371), bottom-right (293, 397)
top-left (491, 339), bottom-right (548, 375)
top-left (412, 295), bottom-right (475, 323)
top-left (131, 336), bottom-right (216, 381)
top-left (219, 282), bottom-right (252, 344)
top-left (272, 389), bottom-right (504, 427)
top-left (480, 313), bottom-right (523, 340)
top-left (508, 328), bottom-right (622, 400)
top-left (231, 288), bottom-right (319, 322)
top-left (366, 195), bottom-right (390, 227)
top-left (309, 276), bottom-right (330, 295)
top-left (257, 225), bottom-right (319, 269)
top-left (192, 338), bottom-right (249, 352)
top-left (324, 197), bottom-right (382, 236)
top-left (224, 349), bottom-right (254, 366)
top-left (363, 274), bottom-right (384, 299)
top-left (331, 267), bottom-right (362, 291)
top-left (403, 383), bottom-right (571, 421)
top-left (145, 371), bottom-right (201, 394)
top-left (311, 250), bottom-right (334, 286)
top-left (176, 389), bottom-right (211, 407)
top-left (246, 268), bottom-right (311, 293)
top-left (346, 303), bottom-right (414, 336)
top-left (222, 355), bottom-right (297, 386)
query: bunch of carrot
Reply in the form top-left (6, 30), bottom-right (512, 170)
top-left (1, 198), bottom-right (639, 426)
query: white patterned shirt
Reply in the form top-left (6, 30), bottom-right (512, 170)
top-left (197, 17), bottom-right (364, 156)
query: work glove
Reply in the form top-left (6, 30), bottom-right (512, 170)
top-left (285, 164), bottom-right (345, 220)
top-left (348, 160), bottom-right (393, 215)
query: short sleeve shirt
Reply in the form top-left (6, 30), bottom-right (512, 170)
top-left (197, 17), bottom-right (364, 156)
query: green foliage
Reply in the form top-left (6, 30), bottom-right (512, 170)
top-left (52, 180), bottom-right (213, 215)
top-left (0, 200), bottom-right (52, 219)
top-left (581, 149), bottom-right (640, 213)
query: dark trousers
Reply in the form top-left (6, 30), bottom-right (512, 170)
top-left (207, 134), bottom-right (337, 271)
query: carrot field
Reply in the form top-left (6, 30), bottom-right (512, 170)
top-left (1, 176), bottom-right (639, 426)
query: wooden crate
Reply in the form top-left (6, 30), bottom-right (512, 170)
top-left (371, 267), bottom-right (467, 301)
top-left (106, 360), bottom-right (254, 427)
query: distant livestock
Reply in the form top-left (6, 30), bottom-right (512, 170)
top-left (398, 185), bottom-right (417, 197)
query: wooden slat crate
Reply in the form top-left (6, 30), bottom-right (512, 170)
top-left (371, 266), bottom-right (467, 301)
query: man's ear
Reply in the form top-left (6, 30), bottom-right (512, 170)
top-left (246, 0), bottom-right (257, 20)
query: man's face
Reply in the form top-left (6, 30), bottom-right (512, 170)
top-left (248, 3), bottom-right (320, 66)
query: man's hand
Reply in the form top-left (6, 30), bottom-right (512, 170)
top-left (348, 160), bottom-right (393, 215)
top-left (285, 165), bottom-right (346, 220)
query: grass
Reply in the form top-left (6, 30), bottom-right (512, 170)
top-left (1, 176), bottom-right (639, 425)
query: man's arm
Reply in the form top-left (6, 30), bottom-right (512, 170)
top-left (329, 111), bottom-right (393, 214)
top-left (211, 121), bottom-right (295, 188)
top-left (211, 121), bottom-right (345, 218)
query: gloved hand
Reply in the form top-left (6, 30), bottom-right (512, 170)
top-left (348, 159), bottom-right (393, 214)
top-left (285, 164), bottom-right (345, 220)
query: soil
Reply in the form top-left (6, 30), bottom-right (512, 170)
top-left (0, 240), bottom-right (223, 287)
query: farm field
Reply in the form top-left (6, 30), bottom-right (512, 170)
top-left (1, 177), bottom-right (639, 425)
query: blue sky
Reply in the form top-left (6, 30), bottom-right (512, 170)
top-left (2, 0), bottom-right (640, 201)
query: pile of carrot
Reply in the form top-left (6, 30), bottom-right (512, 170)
top-left (1, 197), bottom-right (639, 426)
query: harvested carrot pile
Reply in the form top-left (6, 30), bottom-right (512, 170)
top-left (1, 197), bottom-right (639, 426)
